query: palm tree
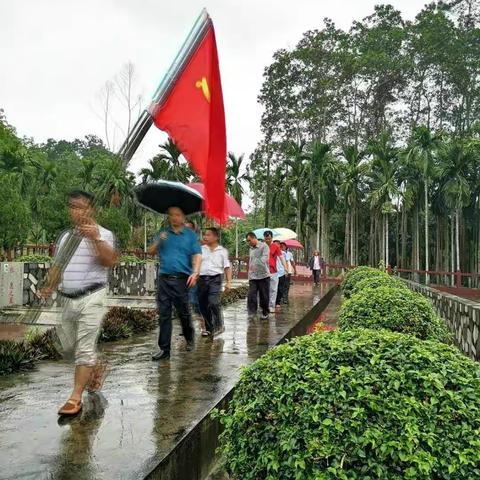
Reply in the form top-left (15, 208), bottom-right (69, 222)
top-left (438, 141), bottom-right (473, 280)
top-left (140, 138), bottom-right (194, 184)
top-left (368, 131), bottom-right (399, 267)
top-left (285, 140), bottom-right (308, 247)
top-left (139, 156), bottom-right (169, 183)
top-left (405, 126), bottom-right (439, 282)
top-left (79, 157), bottom-right (97, 190)
top-left (340, 145), bottom-right (367, 265)
top-left (396, 150), bottom-right (421, 271)
top-left (95, 155), bottom-right (135, 207)
top-left (226, 152), bottom-right (249, 206)
top-left (307, 141), bottom-right (336, 256)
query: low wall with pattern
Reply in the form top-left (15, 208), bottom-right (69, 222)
top-left (403, 279), bottom-right (480, 361)
top-left (1, 262), bottom-right (159, 307)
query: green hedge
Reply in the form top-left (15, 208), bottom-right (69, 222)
top-left (100, 307), bottom-right (157, 341)
top-left (119, 255), bottom-right (146, 264)
top-left (15, 254), bottom-right (52, 263)
top-left (216, 329), bottom-right (480, 480)
top-left (350, 274), bottom-right (408, 297)
top-left (26, 327), bottom-right (62, 360)
top-left (0, 340), bottom-right (36, 375)
top-left (338, 286), bottom-right (451, 342)
top-left (341, 266), bottom-right (387, 298)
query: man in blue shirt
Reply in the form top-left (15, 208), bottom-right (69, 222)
top-left (148, 207), bottom-right (202, 360)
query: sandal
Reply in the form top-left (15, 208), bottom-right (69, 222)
top-left (86, 362), bottom-right (108, 393)
top-left (58, 398), bottom-right (82, 416)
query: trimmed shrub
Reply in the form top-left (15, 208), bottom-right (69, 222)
top-left (15, 254), bottom-right (52, 263)
top-left (26, 328), bottom-right (62, 360)
top-left (216, 329), bottom-right (480, 480)
top-left (100, 313), bottom-right (134, 342)
top-left (338, 286), bottom-right (451, 342)
top-left (119, 255), bottom-right (146, 264)
top-left (220, 284), bottom-right (249, 305)
top-left (350, 274), bottom-right (408, 297)
top-left (0, 340), bottom-right (36, 374)
top-left (341, 266), bottom-right (387, 298)
top-left (100, 307), bottom-right (157, 342)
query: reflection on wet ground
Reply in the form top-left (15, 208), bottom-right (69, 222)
top-left (0, 283), bottom-right (333, 480)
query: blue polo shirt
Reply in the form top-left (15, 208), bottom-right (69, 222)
top-left (155, 226), bottom-right (201, 275)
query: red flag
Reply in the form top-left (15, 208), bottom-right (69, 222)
top-left (150, 21), bottom-right (226, 222)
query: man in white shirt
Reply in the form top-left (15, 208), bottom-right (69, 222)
top-left (198, 227), bottom-right (232, 336)
top-left (40, 191), bottom-right (117, 416)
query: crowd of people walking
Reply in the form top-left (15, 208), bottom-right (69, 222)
top-left (40, 191), bottom-right (324, 416)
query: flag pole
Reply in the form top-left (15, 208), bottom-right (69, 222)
top-left (119, 9), bottom-right (210, 165)
top-left (21, 10), bottom-right (213, 325)
top-left (235, 218), bottom-right (239, 258)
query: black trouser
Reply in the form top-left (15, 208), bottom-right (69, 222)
top-left (313, 269), bottom-right (320, 284)
top-left (248, 277), bottom-right (270, 316)
top-left (276, 275), bottom-right (287, 305)
top-left (283, 274), bottom-right (291, 302)
top-left (157, 275), bottom-right (194, 352)
top-left (198, 274), bottom-right (223, 333)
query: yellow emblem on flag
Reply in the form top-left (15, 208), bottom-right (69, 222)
top-left (195, 77), bottom-right (210, 103)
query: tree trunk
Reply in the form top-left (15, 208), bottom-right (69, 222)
top-left (451, 215), bottom-right (455, 286)
top-left (344, 211), bottom-right (350, 263)
top-left (350, 206), bottom-right (355, 266)
top-left (369, 215), bottom-right (374, 265)
top-left (354, 205), bottom-right (359, 265)
top-left (385, 214), bottom-right (389, 267)
top-left (264, 155), bottom-right (271, 227)
top-left (316, 195), bottom-right (321, 251)
top-left (401, 205), bottom-right (406, 268)
top-left (456, 208), bottom-right (460, 275)
top-left (424, 179), bottom-right (429, 284)
top-left (395, 209), bottom-right (399, 268)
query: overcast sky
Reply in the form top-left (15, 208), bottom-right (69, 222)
top-left (1, 0), bottom-right (425, 178)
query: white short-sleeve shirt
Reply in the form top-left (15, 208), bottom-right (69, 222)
top-left (56, 225), bottom-right (115, 290)
top-left (200, 244), bottom-right (230, 276)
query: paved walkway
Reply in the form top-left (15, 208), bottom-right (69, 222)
top-left (0, 282), bottom-right (333, 480)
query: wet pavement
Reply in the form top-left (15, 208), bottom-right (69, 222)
top-left (0, 282), bottom-right (334, 480)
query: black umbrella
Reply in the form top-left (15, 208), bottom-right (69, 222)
top-left (135, 180), bottom-right (204, 215)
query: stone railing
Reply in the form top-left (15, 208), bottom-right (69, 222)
top-left (403, 279), bottom-right (480, 361)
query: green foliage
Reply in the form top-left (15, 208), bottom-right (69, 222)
top-left (26, 328), bottom-right (62, 360)
top-left (0, 174), bottom-right (31, 250)
top-left (15, 254), bottom-right (52, 263)
top-left (341, 266), bottom-right (388, 298)
top-left (216, 329), bottom-right (480, 480)
top-left (220, 285), bottom-right (249, 305)
top-left (100, 307), bottom-right (157, 342)
top-left (338, 285), bottom-right (451, 342)
top-left (350, 274), bottom-right (408, 297)
top-left (0, 340), bottom-right (36, 375)
top-left (97, 207), bottom-right (131, 249)
top-left (100, 314), bottom-right (133, 342)
top-left (119, 255), bottom-right (146, 264)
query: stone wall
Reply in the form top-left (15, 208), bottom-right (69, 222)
top-left (12, 262), bottom-right (159, 307)
top-left (403, 279), bottom-right (480, 361)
